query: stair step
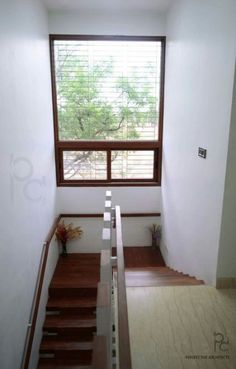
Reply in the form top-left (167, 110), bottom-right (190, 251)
top-left (40, 338), bottom-right (93, 352)
top-left (46, 297), bottom-right (97, 315)
top-left (43, 332), bottom-right (94, 341)
top-left (38, 357), bottom-right (92, 368)
top-left (124, 279), bottom-right (204, 287)
top-left (125, 271), bottom-right (187, 277)
top-left (55, 266), bottom-right (100, 273)
top-left (46, 308), bottom-right (96, 316)
top-left (124, 267), bottom-right (189, 276)
top-left (55, 253), bottom-right (100, 266)
top-left (120, 265), bottom-right (204, 287)
top-left (43, 315), bottom-right (96, 341)
top-left (50, 282), bottom-right (98, 289)
top-left (44, 315), bottom-right (96, 329)
top-left (124, 274), bottom-right (201, 281)
top-left (49, 286), bottom-right (97, 298)
top-left (43, 316), bottom-right (96, 338)
top-left (40, 339), bottom-right (92, 360)
top-left (47, 297), bottom-right (97, 309)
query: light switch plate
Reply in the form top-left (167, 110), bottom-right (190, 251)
top-left (198, 147), bottom-right (207, 158)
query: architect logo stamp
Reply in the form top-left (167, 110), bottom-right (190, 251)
top-left (185, 332), bottom-right (230, 361)
top-left (10, 155), bottom-right (46, 203)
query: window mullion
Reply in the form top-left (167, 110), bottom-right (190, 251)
top-left (107, 150), bottom-right (111, 181)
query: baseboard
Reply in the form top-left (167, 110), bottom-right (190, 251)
top-left (216, 277), bottom-right (236, 289)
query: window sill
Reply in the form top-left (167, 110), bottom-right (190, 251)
top-left (57, 181), bottom-right (160, 187)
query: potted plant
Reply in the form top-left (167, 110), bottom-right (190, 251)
top-left (149, 224), bottom-right (161, 249)
top-left (56, 221), bottom-right (83, 256)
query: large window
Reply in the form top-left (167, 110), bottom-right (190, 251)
top-left (50, 35), bottom-right (165, 186)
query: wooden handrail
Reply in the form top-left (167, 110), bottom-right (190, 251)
top-left (61, 212), bottom-right (161, 218)
top-left (115, 205), bottom-right (132, 369)
top-left (21, 215), bottom-right (61, 369)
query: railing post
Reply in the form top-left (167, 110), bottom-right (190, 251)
top-left (100, 250), bottom-right (112, 284)
top-left (115, 205), bottom-right (132, 369)
top-left (99, 192), bottom-right (133, 369)
top-left (102, 228), bottom-right (111, 250)
top-left (97, 191), bottom-right (114, 368)
top-left (102, 191), bottom-right (112, 251)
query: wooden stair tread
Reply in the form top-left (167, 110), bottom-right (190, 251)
top-left (38, 364), bottom-right (91, 369)
top-left (59, 253), bottom-right (99, 258)
top-left (40, 339), bottom-right (93, 351)
top-left (55, 262), bottom-right (100, 267)
top-left (47, 297), bottom-right (97, 310)
top-left (124, 271), bottom-right (186, 277)
top-left (52, 267), bottom-right (100, 272)
top-left (113, 246), bottom-right (165, 267)
top-left (54, 272), bottom-right (99, 278)
top-left (125, 266), bottom-right (183, 272)
top-left (44, 316), bottom-right (96, 329)
top-left (38, 357), bottom-right (92, 368)
top-left (51, 254), bottom-right (100, 288)
top-left (54, 267), bottom-right (99, 273)
top-left (50, 282), bottom-right (98, 288)
top-left (55, 254), bottom-right (100, 265)
top-left (124, 280), bottom-right (204, 287)
top-left (125, 272), bottom-right (201, 280)
top-left (49, 286), bottom-right (98, 298)
top-left (57, 253), bottom-right (100, 259)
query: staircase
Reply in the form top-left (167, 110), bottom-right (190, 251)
top-left (37, 248), bottom-right (203, 368)
top-left (38, 253), bottom-right (100, 369)
top-left (121, 266), bottom-right (204, 287)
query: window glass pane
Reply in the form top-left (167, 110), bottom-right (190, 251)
top-left (54, 40), bottom-right (161, 141)
top-left (63, 151), bottom-right (107, 180)
top-left (111, 150), bottom-right (154, 179)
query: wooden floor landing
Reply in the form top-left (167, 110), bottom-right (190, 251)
top-left (113, 246), bottom-right (165, 267)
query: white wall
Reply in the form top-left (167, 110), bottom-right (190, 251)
top-left (49, 9), bottom-right (166, 216)
top-left (217, 64), bottom-right (236, 279)
top-left (61, 216), bottom-right (161, 252)
top-left (0, 1), bottom-right (56, 368)
top-left (58, 187), bottom-right (161, 214)
top-left (161, 0), bottom-right (236, 285)
top-left (49, 9), bottom-right (166, 36)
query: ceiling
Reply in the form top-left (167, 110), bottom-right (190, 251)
top-left (42, 0), bottom-right (174, 12)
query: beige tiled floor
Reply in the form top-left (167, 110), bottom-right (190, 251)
top-left (127, 286), bottom-right (236, 369)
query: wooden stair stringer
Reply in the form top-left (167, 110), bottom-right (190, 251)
top-left (163, 265), bottom-right (205, 285)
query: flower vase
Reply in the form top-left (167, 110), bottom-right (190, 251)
top-left (61, 242), bottom-right (67, 256)
top-left (152, 235), bottom-right (160, 249)
top-left (152, 236), bottom-right (157, 249)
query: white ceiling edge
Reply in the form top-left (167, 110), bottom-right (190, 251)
top-left (42, 0), bottom-right (174, 12)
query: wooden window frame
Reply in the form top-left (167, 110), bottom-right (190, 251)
top-left (49, 34), bottom-right (165, 187)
